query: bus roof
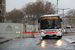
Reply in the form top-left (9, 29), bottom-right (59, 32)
top-left (40, 14), bottom-right (60, 17)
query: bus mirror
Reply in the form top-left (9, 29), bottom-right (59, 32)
top-left (38, 19), bottom-right (40, 23)
top-left (60, 19), bottom-right (62, 22)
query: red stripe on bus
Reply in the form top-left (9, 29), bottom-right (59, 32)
top-left (23, 32), bottom-right (38, 34)
top-left (44, 32), bottom-right (57, 34)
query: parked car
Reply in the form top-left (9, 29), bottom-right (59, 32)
top-left (65, 27), bottom-right (71, 33)
top-left (65, 26), bottom-right (75, 32)
top-left (62, 29), bottom-right (66, 33)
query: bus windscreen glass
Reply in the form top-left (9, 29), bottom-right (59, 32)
top-left (40, 16), bottom-right (61, 29)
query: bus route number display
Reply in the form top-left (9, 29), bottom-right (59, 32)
top-left (42, 17), bottom-right (58, 20)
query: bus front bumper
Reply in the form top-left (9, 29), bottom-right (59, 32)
top-left (41, 32), bottom-right (62, 37)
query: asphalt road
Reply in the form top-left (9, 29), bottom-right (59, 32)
top-left (0, 36), bottom-right (75, 50)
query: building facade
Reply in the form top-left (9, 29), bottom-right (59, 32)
top-left (0, 0), bottom-right (6, 23)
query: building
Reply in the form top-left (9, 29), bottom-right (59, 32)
top-left (0, 0), bottom-right (6, 23)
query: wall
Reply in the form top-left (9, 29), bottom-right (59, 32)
top-left (26, 25), bottom-right (34, 32)
top-left (0, 23), bottom-right (41, 38)
top-left (23, 25), bottom-right (40, 38)
top-left (0, 23), bottom-right (23, 38)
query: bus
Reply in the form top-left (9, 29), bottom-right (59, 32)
top-left (38, 14), bottom-right (62, 39)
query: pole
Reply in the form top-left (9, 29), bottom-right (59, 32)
top-left (20, 16), bottom-right (24, 39)
top-left (58, 8), bottom-right (69, 34)
top-left (20, 22), bottom-right (22, 39)
top-left (49, 3), bottom-right (51, 10)
top-left (63, 9), bottom-right (65, 34)
top-left (63, 9), bottom-right (64, 25)
top-left (57, 0), bottom-right (58, 14)
top-left (2, 0), bottom-right (3, 22)
top-left (48, 2), bottom-right (51, 14)
top-left (58, 8), bottom-right (70, 27)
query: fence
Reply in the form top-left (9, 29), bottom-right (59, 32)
top-left (0, 23), bottom-right (41, 38)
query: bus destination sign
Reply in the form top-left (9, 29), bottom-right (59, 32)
top-left (42, 17), bottom-right (58, 20)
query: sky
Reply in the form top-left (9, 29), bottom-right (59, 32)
top-left (6, 0), bottom-right (75, 14)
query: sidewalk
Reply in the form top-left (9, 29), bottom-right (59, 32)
top-left (63, 32), bottom-right (75, 36)
top-left (0, 37), bottom-right (12, 44)
top-left (63, 36), bottom-right (75, 44)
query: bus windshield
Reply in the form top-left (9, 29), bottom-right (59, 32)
top-left (40, 17), bottom-right (61, 29)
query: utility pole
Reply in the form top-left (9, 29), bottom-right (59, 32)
top-left (48, 2), bottom-right (51, 14)
top-left (59, 8), bottom-right (69, 35)
top-left (57, 0), bottom-right (58, 14)
top-left (49, 3), bottom-right (51, 10)
top-left (58, 8), bottom-right (70, 34)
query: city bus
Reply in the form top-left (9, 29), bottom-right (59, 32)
top-left (38, 14), bottom-right (62, 39)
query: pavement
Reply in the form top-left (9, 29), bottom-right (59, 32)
top-left (63, 32), bottom-right (75, 36)
top-left (0, 32), bottom-right (75, 44)
top-left (0, 37), bottom-right (12, 44)
top-left (0, 37), bottom-right (40, 44)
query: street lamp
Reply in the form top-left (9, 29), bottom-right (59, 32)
top-left (19, 10), bottom-right (26, 39)
top-left (58, 8), bottom-right (70, 31)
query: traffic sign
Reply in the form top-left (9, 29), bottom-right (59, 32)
top-left (62, 25), bottom-right (64, 28)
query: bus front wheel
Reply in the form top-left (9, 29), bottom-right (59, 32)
top-left (57, 36), bottom-right (62, 39)
top-left (42, 37), bottom-right (46, 39)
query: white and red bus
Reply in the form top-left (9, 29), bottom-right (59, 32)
top-left (38, 14), bottom-right (62, 39)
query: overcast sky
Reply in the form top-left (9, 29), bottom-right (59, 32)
top-left (6, 0), bottom-right (75, 14)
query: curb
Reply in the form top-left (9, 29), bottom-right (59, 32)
top-left (64, 38), bottom-right (75, 44)
top-left (0, 39), bottom-right (12, 44)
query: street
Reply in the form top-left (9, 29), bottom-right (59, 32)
top-left (0, 0), bottom-right (75, 50)
top-left (0, 35), bottom-right (75, 50)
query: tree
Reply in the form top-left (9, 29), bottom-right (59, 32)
top-left (66, 9), bottom-right (75, 26)
top-left (22, 0), bottom-right (56, 25)
top-left (6, 9), bottom-right (24, 23)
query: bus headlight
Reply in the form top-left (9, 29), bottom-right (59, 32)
top-left (57, 30), bottom-right (60, 33)
top-left (41, 31), bottom-right (44, 34)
